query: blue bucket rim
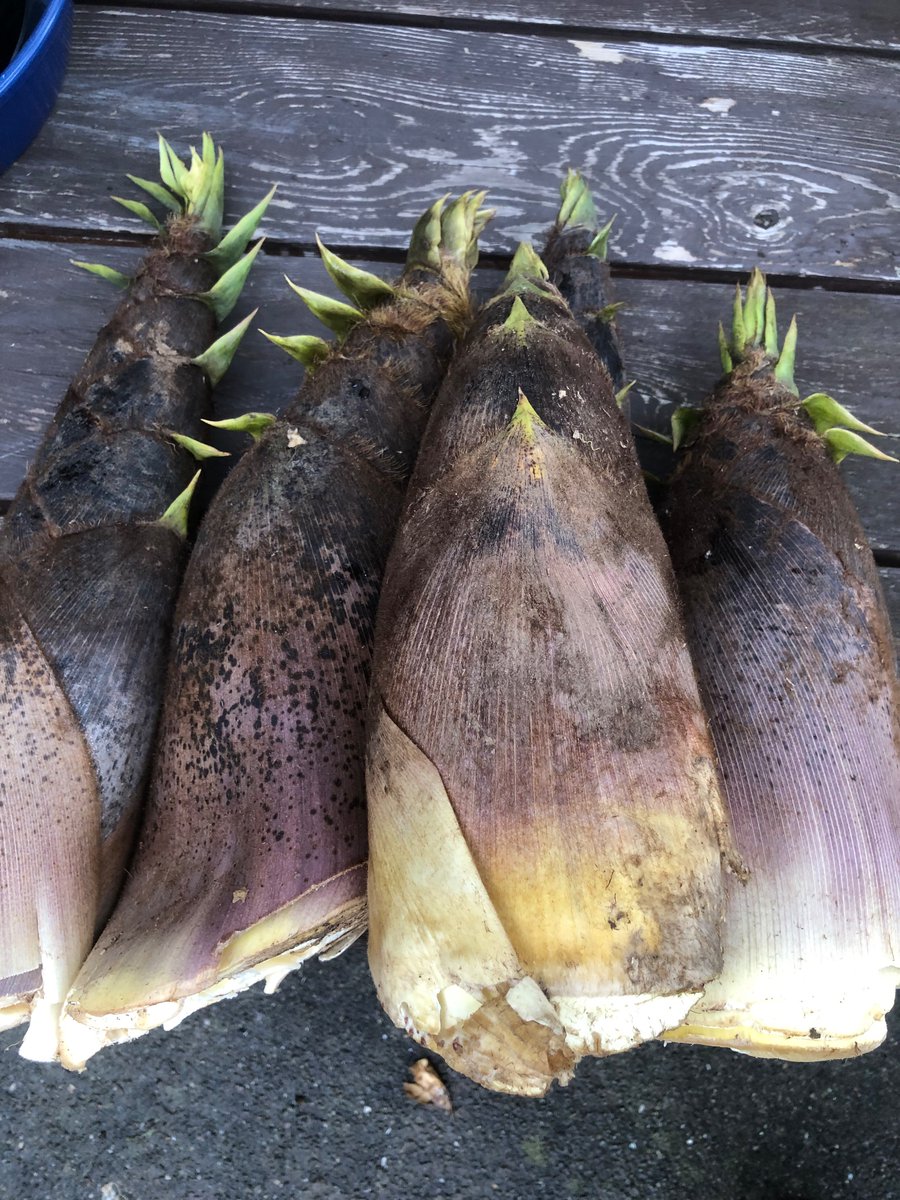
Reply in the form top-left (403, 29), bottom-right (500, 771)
top-left (0, 0), bottom-right (71, 92)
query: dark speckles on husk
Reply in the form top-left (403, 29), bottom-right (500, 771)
top-left (0, 136), bottom-right (271, 1063)
top-left (59, 194), bottom-right (490, 1069)
top-left (365, 176), bottom-right (734, 1099)
top-left (660, 271), bottom-right (900, 1060)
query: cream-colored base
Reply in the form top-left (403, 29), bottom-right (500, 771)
top-left (662, 965), bottom-right (900, 1061)
top-left (59, 903), bottom-right (365, 1071)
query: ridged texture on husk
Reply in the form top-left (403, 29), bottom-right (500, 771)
top-left (0, 138), bottom-right (267, 1060)
top-left (366, 267), bottom-right (734, 1097)
top-left (661, 330), bottom-right (900, 1059)
top-left (60, 197), bottom-right (487, 1068)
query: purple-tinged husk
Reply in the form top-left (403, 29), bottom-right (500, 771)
top-left (58, 193), bottom-right (490, 1069)
top-left (660, 270), bottom-right (900, 1059)
top-left (0, 135), bottom-right (271, 1062)
top-left (365, 197), bottom-right (736, 1098)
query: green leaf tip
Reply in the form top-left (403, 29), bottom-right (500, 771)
top-left (407, 194), bottom-right (449, 272)
top-left (554, 171), bottom-right (616, 257)
top-left (731, 283), bottom-right (745, 358)
top-left (763, 289), bottom-right (778, 356)
top-left (823, 428), bottom-right (898, 465)
top-left (315, 235), bottom-right (395, 309)
top-left (742, 267), bottom-right (766, 348)
top-left (726, 269), bottom-right (768, 359)
top-left (284, 275), bottom-right (364, 337)
top-left (260, 330), bottom-right (331, 368)
top-left (503, 241), bottom-right (551, 298)
top-left (202, 412), bottom-right (277, 441)
top-left (169, 432), bottom-right (230, 460)
top-left (197, 239), bottom-right (264, 322)
top-left (671, 405), bottom-right (703, 451)
top-left (156, 132), bottom-right (225, 239)
top-left (70, 260), bottom-right (131, 289)
top-left (126, 174), bottom-right (181, 214)
top-left (594, 301), bottom-right (625, 323)
top-left (774, 314), bottom-right (799, 394)
top-left (586, 215), bottom-right (616, 261)
top-left (441, 190), bottom-right (491, 272)
top-left (614, 380), bottom-right (635, 409)
top-left (508, 387), bottom-right (547, 438)
top-left (191, 309), bottom-right (258, 387)
top-left (206, 186), bottom-right (278, 275)
top-left (158, 470), bottom-right (201, 538)
top-left (111, 195), bottom-right (161, 230)
top-left (718, 322), bottom-right (733, 373)
top-left (802, 393), bottom-right (884, 438)
top-left (633, 423), bottom-right (673, 446)
top-left (158, 134), bottom-right (189, 197)
top-left (557, 169), bottom-right (599, 232)
top-left (502, 295), bottom-right (538, 340)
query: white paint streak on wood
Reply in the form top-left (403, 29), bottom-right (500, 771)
top-left (568, 41), bottom-right (626, 64)
top-left (699, 97), bottom-right (736, 114)
top-left (653, 241), bottom-right (698, 263)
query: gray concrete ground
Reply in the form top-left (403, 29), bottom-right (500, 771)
top-left (2, 942), bottom-right (897, 1200)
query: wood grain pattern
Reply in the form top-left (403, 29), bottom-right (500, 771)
top-left (4, 8), bottom-right (900, 281)
top-left (2, 238), bottom-right (898, 551)
top-left (177, 0), bottom-right (900, 52)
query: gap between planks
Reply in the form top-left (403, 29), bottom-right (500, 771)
top-left (72, 0), bottom-right (900, 61)
top-left (4, 230), bottom-right (900, 299)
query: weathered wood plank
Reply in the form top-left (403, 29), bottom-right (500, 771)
top-left (2, 238), bottom-right (898, 551)
top-left (4, 9), bottom-right (900, 282)
top-left (177, 0), bottom-right (900, 52)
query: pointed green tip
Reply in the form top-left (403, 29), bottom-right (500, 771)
top-left (126, 174), bottom-right (181, 215)
top-left (156, 132), bottom-right (225, 238)
top-left (802, 393), bottom-right (885, 438)
top-left (556, 169), bottom-right (599, 232)
top-left (206, 185), bottom-right (277, 275)
top-left (202, 411), bottom-right (277, 441)
top-left (111, 195), bottom-right (161, 230)
top-left (671, 405), bottom-right (703, 451)
top-left (773, 314), bottom-right (799, 394)
top-left (633, 422), bottom-right (673, 446)
top-left (157, 470), bottom-right (201, 538)
top-left (260, 329), bottom-right (331, 368)
top-left (192, 309), bottom-right (258, 387)
top-left (586, 215), bottom-right (616, 261)
top-left (824, 427), bottom-right (898, 465)
top-left (315, 234), bottom-right (395, 309)
top-left (501, 295), bottom-right (538, 341)
top-left (503, 241), bottom-right (550, 296)
top-left (70, 260), bottom-right (131, 289)
top-left (169, 432), bottom-right (230, 460)
top-left (406, 194), bottom-right (449, 272)
top-left (731, 282), bottom-right (746, 357)
top-left (763, 288), bottom-right (778, 356)
top-left (718, 322), bottom-right (733, 373)
top-left (441, 189), bottom-right (491, 272)
top-left (197, 239), bottom-right (264, 322)
top-left (743, 267), bottom-right (767, 348)
top-left (614, 380), bottom-right (635, 409)
top-left (508, 387), bottom-right (547, 438)
top-left (594, 300), bottom-right (625, 323)
top-left (283, 275), bottom-right (364, 338)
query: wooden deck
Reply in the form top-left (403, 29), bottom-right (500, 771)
top-left (0, 4), bottom-right (899, 1197)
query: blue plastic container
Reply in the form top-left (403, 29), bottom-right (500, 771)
top-left (0, 0), bottom-right (73, 176)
